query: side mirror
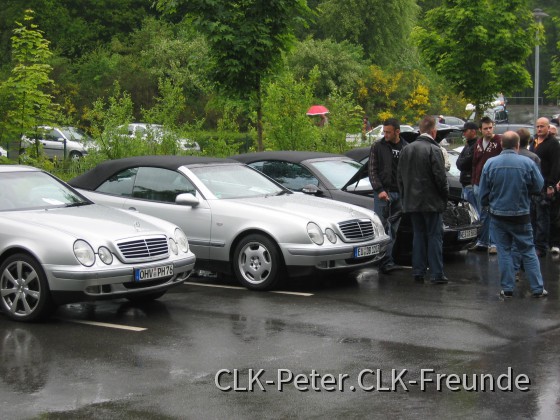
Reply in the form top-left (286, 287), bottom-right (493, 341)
top-left (301, 184), bottom-right (322, 195)
top-left (176, 193), bottom-right (199, 207)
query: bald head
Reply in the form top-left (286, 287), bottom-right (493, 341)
top-left (536, 117), bottom-right (550, 140)
top-left (501, 131), bottom-right (520, 150)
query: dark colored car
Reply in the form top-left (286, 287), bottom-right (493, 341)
top-left (231, 150), bottom-right (481, 261)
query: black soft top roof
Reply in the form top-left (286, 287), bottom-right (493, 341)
top-left (231, 150), bottom-right (348, 165)
top-left (69, 155), bottom-right (239, 190)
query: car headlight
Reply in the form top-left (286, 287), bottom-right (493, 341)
top-left (169, 238), bottom-right (178, 255)
top-left (98, 246), bottom-right (113, 265)
top-left (174, 228), bottom-right (189, 253)
top-left (307, 222), bottom-right (324, 245)
top-left (325, 228), bottom-right (337, 244)
top-left (74, 240), bottom-right (95, 266)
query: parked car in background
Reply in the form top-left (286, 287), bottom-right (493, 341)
top-left (467, 105), bottom-right (509, 124)
top-left (433, 115), bottom-right (465, 129)
top-left (232, 150), bottom-right (480, 261)
top-left (124, 123), bottom-right (200, 152)
top-left (0, 165), bottom-right (196, 322)
top-left (21, 126), bottom-right (90, 160)
top-left (492, 124), bottom-right (535, 138)
top-left (69, 156), bottom-right (390, 290)
top-left (0, 145), bottom-right (7, 157)
top-left (367, 124), bottom-right (416, 143)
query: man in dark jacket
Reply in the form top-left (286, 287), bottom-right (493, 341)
top-left (368, 118), bottom-right (408, 274)
top-left (529, 117), bottom-right (560, 257)
top-left (456, 121), bottom-right (479, 211)
top-left (397, 115), bottom-right (449, 284)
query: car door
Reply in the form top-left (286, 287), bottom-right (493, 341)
top-left (121, 166), bottom-right (213, 260)
top-left (39, 128), bottom-right (67, 159)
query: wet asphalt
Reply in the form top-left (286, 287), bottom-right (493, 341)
top-left (1, 250), bottom-right (560, 419)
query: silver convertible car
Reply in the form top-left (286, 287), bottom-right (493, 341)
top-left (0, 165), bottom-right (196, 322)
top-left (69, 156), bottom-right (390, 290)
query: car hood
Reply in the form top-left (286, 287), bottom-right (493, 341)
top-left (2, 204), bottom-right (168, 240)
top-left (229, 193), bottom-right (377, 223)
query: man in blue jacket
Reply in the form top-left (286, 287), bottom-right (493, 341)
top-left (478, 131), bottom-right (547, 298)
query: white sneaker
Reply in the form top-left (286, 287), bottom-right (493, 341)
top-left (550, 246), bottom-right (560, 255)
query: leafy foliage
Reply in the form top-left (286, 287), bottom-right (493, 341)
top-left (414, 0), bottom-right (535, 115)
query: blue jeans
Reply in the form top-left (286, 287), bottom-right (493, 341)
top-left (491, 217), bottom-right (544, 294)
top-left (473, 184), bottom-right (494, 247)
top-left (409, 212), bottom-right (444, 280)
top-left (462, 185), bottom-right (479, 216)
top-left (374, 192), bottom-right (401, 268)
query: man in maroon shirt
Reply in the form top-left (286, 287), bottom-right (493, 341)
top-left (471, 116), bottom-right (502, 253)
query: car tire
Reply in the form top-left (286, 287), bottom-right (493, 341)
top-left (69, 151), bottom-right (82, 161)
top-left (233, 234), bottom-right (284, 290)
top-left (126, 290), bottom-right (167, 303)
top-left (0, 254), bottom-right (55, 322)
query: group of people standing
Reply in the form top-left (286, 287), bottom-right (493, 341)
top-left (368, 114), bottom-right (554, 298)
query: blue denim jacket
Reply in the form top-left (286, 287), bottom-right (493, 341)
top-left (478, 150), bottom-right (544, 216)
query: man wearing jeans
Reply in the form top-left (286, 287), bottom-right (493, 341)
top-left (478, 131), bottom-right (547, 298)
top-left (456, 121), bottom-right (479, 211)
top-left (368, 118), bottom-right (408, 274)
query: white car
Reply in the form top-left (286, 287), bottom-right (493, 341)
top-left (69, 156), bottom-right (390, 291)
top-left (0, 145), bottom-right (7, 157)
top-left (21, 126), bottom-right (90, 161)
top-left (0, 165), bottom-right (196, 322)
top-left (125, 123), bottom-right (200, 152)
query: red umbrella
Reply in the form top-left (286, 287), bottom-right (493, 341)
top-left (306, 105), bottom-right (329, 116)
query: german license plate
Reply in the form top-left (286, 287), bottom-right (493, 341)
top-left (354, 244), bottom-right (380, 258)
top-left (134, 264), bottom-right (173, 281)
top-left (458, 228), bottom-right (477, 240)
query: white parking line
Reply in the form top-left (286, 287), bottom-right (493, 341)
top-left (63, 319), bottom-right (146, 331)
top-left (184, 281), bottom-right (313, 296)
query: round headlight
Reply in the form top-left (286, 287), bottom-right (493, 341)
top-left (169, 238), bottom-right (178, 255)
top-left (307, 222), bottom-right (324, 245)
top-left (174, 228), bottom-right (189, 253)
top-left (325, 228), bottom-right (337, 244)
top-left (98, 246), bottom-right (113, 265)
top-left (74, 240), bottom-right (95, 266)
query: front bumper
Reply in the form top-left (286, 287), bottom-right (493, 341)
top-left (44, 253), bottom-right (196, 304)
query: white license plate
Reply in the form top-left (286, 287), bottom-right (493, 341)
top-left (458, 228), bottom-right (478, 240)
top-left (134, 264), bottom-right (174, 281)
top-left (354, 244), bottom-right (380, 258)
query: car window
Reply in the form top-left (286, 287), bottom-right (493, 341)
top-left (249, 161), bottom-right (319, 191)
top-left (96, 168), bottom-right (138, 196)
top-left (306, 159), bottom-right (363, 189)
top-left (132, 167), bottom-right (197, 203)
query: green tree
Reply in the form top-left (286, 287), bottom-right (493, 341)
top-left (414, 0), bottom-right (535, 117)
top-left (156, 0), bottom-right (312, 151)
top-left (0, 9), bottom-right (59, 157)
top-left (310, 0), bottom-right (420, 67)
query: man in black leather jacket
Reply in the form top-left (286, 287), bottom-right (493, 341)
top-left (397, 115), bottom-right (449, 284)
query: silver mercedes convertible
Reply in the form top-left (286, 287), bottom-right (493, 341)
top-left (69, 156), bottom-right (390, 290)
top-left (0, 165), bottom-right (196, 322)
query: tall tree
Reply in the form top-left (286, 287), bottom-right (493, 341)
top-left (414, 0), bottom-right (535, 116)
top-left (156, 0), bottom-right (312, 151)
top-left (0, 9), bottom-right (59, 156)
top-left (310, 0), bottom-right (420, 68)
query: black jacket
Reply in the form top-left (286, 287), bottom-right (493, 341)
top-left (368, 137), bottom-right (409, 193)
top-left (456, 138), bottom-right (477, 187)
top-left (529, 133), bottom-right (560, 187)
top-left (397, 135), bottom-right (449, 213)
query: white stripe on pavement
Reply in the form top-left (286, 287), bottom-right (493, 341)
top-left (64, 319), bottom-right (146, 331)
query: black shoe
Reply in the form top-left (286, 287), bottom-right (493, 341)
top-left (413, 275), bottom-right (425, 283)
top-left (431, 276), bottom-right (449, 284)
top-left (380, 263), bottom-right (403, 274)
top-left (500, 290), bottom-right (513, 298)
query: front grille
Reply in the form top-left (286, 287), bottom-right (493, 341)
top-left (116, 235), bottom-right (169, 263)
top-left (338, 219), bottom-right (375, 241)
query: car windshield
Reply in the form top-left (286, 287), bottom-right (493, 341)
top-left (60, 127), bottom-right (91, 142)
top-left (307, 159), bottom-right (363, 189)
top-left (0, 170), bottom-right (89, 211)
top-left (190, 164), bottom-right (286, 199)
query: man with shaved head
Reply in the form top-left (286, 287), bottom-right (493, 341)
top-left (478, 131), bottom-right (547, 298)
top-left (529, 117), bottom-right (560, 257)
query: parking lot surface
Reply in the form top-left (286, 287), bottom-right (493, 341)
top-left (1, 251), bottom-right (559, 419)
